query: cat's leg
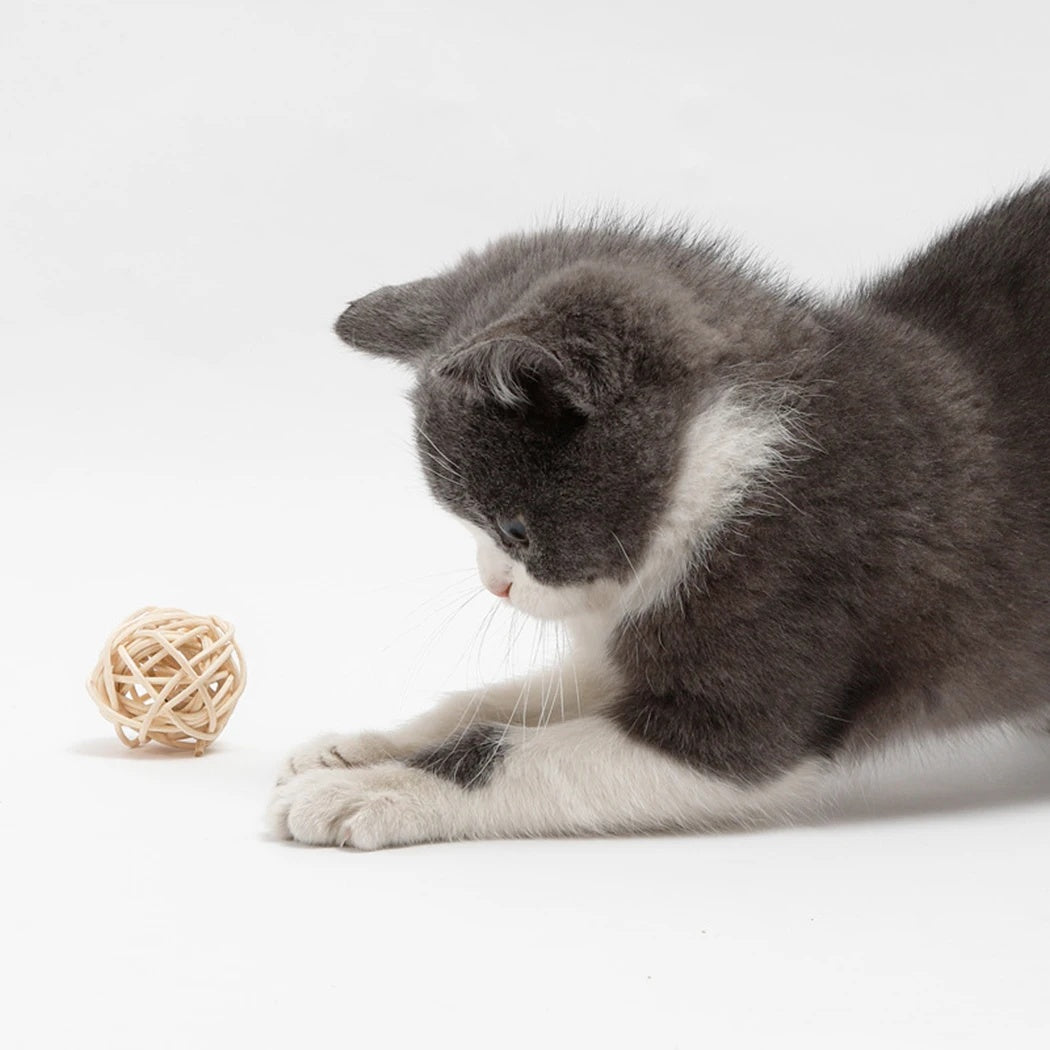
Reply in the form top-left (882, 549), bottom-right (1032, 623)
top-left (277, 660), bottom-right (610, 783)
top-left (268, 714), bottom-right (825, 848)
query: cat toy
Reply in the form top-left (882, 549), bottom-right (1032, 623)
top-left (86, 606), bottom-right (247, 756)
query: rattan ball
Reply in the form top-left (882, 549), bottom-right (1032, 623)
top-left (86, 606), bottom-right (247, 756)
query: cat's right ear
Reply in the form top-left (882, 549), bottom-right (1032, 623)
top-left (333, 278), bottom-right (450, 364)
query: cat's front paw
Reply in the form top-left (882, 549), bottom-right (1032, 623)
top-left (267, 765), bottom-right (456, 850)
top-left (276, 731), bottom-right (400, 785)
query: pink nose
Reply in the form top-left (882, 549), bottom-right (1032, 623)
top-left (487, 581), bottom-right (512, 599)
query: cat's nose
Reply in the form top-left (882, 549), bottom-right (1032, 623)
top-left (486, 580), bottom-right (512, 599)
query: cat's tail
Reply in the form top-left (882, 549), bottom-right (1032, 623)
top-left (862, 178), bottom-right (1050, 362)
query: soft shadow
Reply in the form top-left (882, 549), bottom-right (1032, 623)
top-left (815, 730), bottom-right (1050, 827)
top-left (69, 737), bottom-right (230, 760)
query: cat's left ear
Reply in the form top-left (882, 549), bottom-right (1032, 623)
top-left (432, 333), bottom-right (617, 417)
top-left (334, 277), bottom-right (451, 363)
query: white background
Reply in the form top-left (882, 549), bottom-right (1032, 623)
top-left (4, 1), bottom-right (1050, 1046)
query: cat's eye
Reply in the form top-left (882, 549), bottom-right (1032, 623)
top-left (497, 517), bottom-right (530, 547)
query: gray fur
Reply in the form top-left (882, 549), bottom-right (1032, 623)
top-left (406, 724), bottom-right (508, 788)
top-left (335, 181), bottom-right (1050, 786)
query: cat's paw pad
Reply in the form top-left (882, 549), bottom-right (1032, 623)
top-left (266, 765), bottom-right (453, 850)
top-left (276, 731), bottom-right (398, 785)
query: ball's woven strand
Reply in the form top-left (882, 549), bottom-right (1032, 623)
top-left (86, 606), bottom-right (247, 756)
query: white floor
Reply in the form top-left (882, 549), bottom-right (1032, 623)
top-left (10, 667), bottom-right (1050, 1048)
top-left (5, 2), bottom-right (1050, 1046)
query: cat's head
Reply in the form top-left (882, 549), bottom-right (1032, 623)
top-left (334, 228), bottom-right (799, 622)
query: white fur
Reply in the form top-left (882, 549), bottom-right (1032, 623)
top-left (621, 390), bottom-right (791, 612)
top-left (270, 717), bottom-right (825, 849)
top-left (270, 388), bottom-right (803, 848)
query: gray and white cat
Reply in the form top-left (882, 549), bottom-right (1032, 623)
top-left (269, 181), bottom-right (1050, 849)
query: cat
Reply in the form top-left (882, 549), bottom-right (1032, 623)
top-left (268, 180), bottom-right (1050, 850)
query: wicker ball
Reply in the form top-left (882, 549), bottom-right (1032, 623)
top-left (86, 606), bottom-right (247, 756)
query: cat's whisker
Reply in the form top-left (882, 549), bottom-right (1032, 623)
top-left (426, 468), bottom-right (465, 490)
top-left (457, 616), bottom-right (541, 789)
top-left (548, 627), bottom-right (564, 730)
top-left (405, 586), bottom-right (516, 760)
top-left (437, 609), bottom-right (501, 744)
top-left (567, 636), bottom-right (583, 719)
top-left (362, 566), bottom-right (476, 597)
top-left (487, 663), bottom-right (532, 760)
top-left (399, 585), bottom-right (486, 692)
top-left (414, 423), bottom-right (465, 478)
top-left (556, 628), bottom-right (567, 725)
top-left (538, 623), bottom-right (555, 730)
top-left (409, 579), bottom-right (485, 625)
top-left (440, 605), bottom-right (536, 768)
top-left (378, 576), bottom-right (483, 652)
top-left (417, 452), bottom-right (465, 490)
top-left (609, 533), bottom-right (665, 669)
top-left (416, 445), bottom-right (460, 471)
top-left (521, 615), bottom-right (549, 738)
top-left (544, 625), bottom-right (561, 730)
top-left (473, 603), bottom-right (501, 683)
top-left (612, 530), bottom-right (652, 613)
top-left (434, 691), bottom-right (486, 755)
top-left (503, 609), bottom-right (532, 701)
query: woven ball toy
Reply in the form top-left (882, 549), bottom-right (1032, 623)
top-left (86, 606), bottom-right (247, 756)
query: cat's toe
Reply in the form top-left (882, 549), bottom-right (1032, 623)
top-left (276, 731), bottom-right (397, 785)
top-left (265, 778), bottom-right (297, 840)
top-left (267, 768), bottom-right (363, 845)
top-left (267, 765), bottom-right (454, 849)
top-left (277, 733), bottom-right (346, 783)
top-left (339, 791), bottom-right (434, 851)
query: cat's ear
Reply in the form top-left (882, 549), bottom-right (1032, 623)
top-left (433, 334), bottom-right (611, 416)
top-left (334, 278), bottom-right (450, 363)
top-left (433, 262), bottom-right (671, 413)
